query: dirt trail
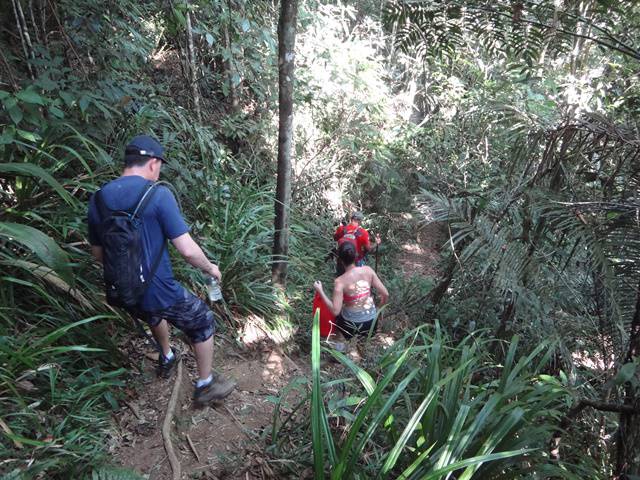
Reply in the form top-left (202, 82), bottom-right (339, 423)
top-left (395, 222), bottom-right (444, 278)
top-left (112, 222), bottom-right (444, 479)
top-left (112, 329), bottom-right (306, 479)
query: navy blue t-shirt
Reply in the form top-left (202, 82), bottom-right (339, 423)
top-left (88, 175), bottom-right (189, 311)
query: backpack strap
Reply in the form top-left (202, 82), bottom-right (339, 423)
top-left (131, 182), bottom-right (160, 218)
top-left (129, 182), bottom-right (164, 288)
top-left (145, 241), bottom-right (165, 292)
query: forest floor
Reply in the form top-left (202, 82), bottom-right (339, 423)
top-left (111, 222), bottom-right (444, 479)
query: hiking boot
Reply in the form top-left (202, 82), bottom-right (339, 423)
top-left (327, 340), bottom-right (347, 353)
top-left (193, 375), bottom-right (237, 405)
top-left (156, 349), bottom-right (180, 379)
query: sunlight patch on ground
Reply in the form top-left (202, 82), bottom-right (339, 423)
top-left (239, 314), bottom-right (295, 346)
top-left (263, 350), bottom-right (286, 379)
top-left (571, 350), bottom-right (615, 370)
top-left (377, 334), bottom-right (395, 347)
top-left (401, 242), bottom-right (425, 255)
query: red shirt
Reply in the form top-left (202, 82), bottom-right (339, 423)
top-left (334, 224), bottom-right (370, 262)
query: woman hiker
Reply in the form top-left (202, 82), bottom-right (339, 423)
top-left (313, 241), bottom-right (389, 348)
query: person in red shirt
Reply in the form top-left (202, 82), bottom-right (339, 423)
top-left (333, 211), bottom-right (381, 275)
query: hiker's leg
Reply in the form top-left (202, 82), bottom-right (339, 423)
top-left (149, 319), bottom-right (172, 357)
top-left (161, 290), bottom-right (216, 382)
top-left (193, 336), bottom-right (214, 381)
top-left (356, 318), bottom-right (376, 338)
top-left (335, 315), bottom-right (356, 340)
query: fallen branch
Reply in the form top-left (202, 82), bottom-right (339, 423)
top-left (0, 417), bottom-right (22, 449)
top-left (550, 398), bottom-right (640, 461)
top-left (224, 405), bottom-right (255, 439)
top-left (186, 433), bottom-right (201, 463)
top-left (125, 400), bottom-right (143, 421)
top-left (576, 399), bottom-right (640, 415)
top-left (162, 359), bottom-right (183, 480)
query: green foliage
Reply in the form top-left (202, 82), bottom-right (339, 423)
top-left (1, 0), bottom-right (638, 476)
top-left (0, 222), bottom-right (72, 284)
top-left (385, 0), bottom-right (640, 65)
top-left (287, 323), bottom-right (581, 478)
top-left (88, 466), bottom-right (146, 480)
top-left (0, 315), bottom-right (125, 477)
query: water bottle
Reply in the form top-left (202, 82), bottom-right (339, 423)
top-left (206, 277), bottom-right (222, 302)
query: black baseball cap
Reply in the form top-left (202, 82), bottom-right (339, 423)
top-left (124, 135), bottom-right (165, 163)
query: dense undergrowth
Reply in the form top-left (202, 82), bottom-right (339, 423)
top-left (2, 0), bottom-right (640, 478)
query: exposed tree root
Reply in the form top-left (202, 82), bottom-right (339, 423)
top-left (162, 358), bottom-right (183, 480)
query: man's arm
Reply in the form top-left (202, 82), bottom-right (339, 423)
top-left (171, 233), bottom-right (221, 281)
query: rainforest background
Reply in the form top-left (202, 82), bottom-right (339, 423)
top-left (1, 0), bottom-right (640, 478)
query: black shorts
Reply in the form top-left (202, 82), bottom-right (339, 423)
top-left (128, 290), bottom-right (215, 344)
top-left (335, 314), bottom-right (377, 340)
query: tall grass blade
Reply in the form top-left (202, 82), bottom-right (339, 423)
top-left (311, 308), bottom-right (326, 479)
top-left (420, 449), bottom-right (534, 480)
top-left (326, 349), bottom-right (376, 395)
top-left (433, 404), bottom-right (471, 470)
top-left (0, 162), bottom-right (74, 205)
top-left (331, 349), bottom-right (410, 479)
top-left (458, 408), bottom-right (526, 479)
top-left (0, 222), bottom-right (72, 283)
top-left (378, 386), bottom-right (439, 477)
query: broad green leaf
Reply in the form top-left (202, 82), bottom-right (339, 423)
top-left (59, 91), bottom-right (75, 106)
top-left (0, 222), bottom-right (72, 284)
top-left (172, 7), bottom-right (186, 27)
top-left (79, 95), bottom-right (90, 113)
top-left (28, 316), bottom-right (111, 351)
top-left (16, 88), bottom-right (45, 105)
top-left (615, 362), bottom-right (637, 386)
top-left (421, 449), bottom-right (534, 480)
top-left (0, 162), bottom-right (74, 205)
top-left (8, 104), bottom-right (23, 124)
top-left (16, 129), bottom-right (42, 142)
top-left (49, 106), bottom-right (65, 119)
top-left (332, 349), bottom-right (411, 479)
top-left (0, 127), bottom-right (15, 145)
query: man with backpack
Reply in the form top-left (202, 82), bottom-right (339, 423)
top-left (333, 211), bottom-right (381, 276)
top-left (87, 135), bottom-right (235, 406)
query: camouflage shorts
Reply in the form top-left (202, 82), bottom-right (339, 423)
top-left (129, 290), bottom-right (215, 344)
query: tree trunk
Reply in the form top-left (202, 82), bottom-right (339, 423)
top-left (185, 2), bottom-right (202, 122)
top-left (272, 0), bottom-right (298, 288)
top-left (223, 0), bottom-right (240, 113)
top-left (616, 278), bottom-right (640, 476)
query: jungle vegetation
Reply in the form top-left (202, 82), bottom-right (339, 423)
top-left (1, 0), bottom-right (640, 478)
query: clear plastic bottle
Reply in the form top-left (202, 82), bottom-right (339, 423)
top-left (206, 277), bottom-right (222, 302)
